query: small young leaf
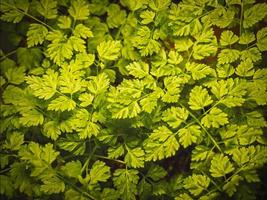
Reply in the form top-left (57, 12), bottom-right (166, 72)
top-left (189, 86), bottom-right (213, 110)
top-left (210, 154), bottom-right (234, 177)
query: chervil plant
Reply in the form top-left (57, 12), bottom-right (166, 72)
top-left (0, 0), bottom-right (267, 199)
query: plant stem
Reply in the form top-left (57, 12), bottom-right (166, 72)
top-left (239, 1), bottom-right (244, 36)
top-left (0, 49), bottom-right (18, 61)
top-left (178, 103), bottom-right (223, 153)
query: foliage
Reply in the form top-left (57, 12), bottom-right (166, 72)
top-left (0, 0), bottom-right (267, 199)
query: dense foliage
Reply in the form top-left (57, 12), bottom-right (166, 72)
top-left (0, 0), bottom-right (267, 199)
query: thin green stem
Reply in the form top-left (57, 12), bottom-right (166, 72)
top-left (178, 103), bottom-right (223, 153)
top-left (0, 49), bottom-right (17, 61)
top-left (239, 1), bottom-right (244, 36)
top-left (93, 155), bottom-right (126, 165)
top-left (2, 2), bottom-right (54, 31)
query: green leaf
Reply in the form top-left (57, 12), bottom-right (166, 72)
top-left (48, 96), bottom-right (76, 112)
top-left (43, 121), bottom-right (61, 140)
top-left (73, 24), bottom-right (93, 39)
top-left (107, 4), bottom-right (127, 28)
top-left (168, 50), bottom-right (183, 65)
top-left (36, 0), bottom-right (57, 19)
top-left (193, 44), bottom-right (217, 60)
top-left (108, 145), bottom-right (125, 159)
top-left (97, 40), bottom-right (122, 61)
top-left (57, 16), bottom-right (72, 29)
top-left (125, 147), bottom-right (145, 168)
top-left (240, 47), bottom-right (261, 62)
top-left (78, 121), bottom-right (100, 139)
top-left (26, 69), bottom-right (58, 100)
top-left (191, 145), bottom-right (214, 162)
top-left (243, 3), bottom-right (267, 28)
top-left (239, 32), bottom-right (255, 44)
top-left (113, 169), bottom-right (139, 200)
top-left (178, 125), bottom-right (202, 148)
top-left (27, 23), bottom-right (48, 47)
top-left (4, 131), bottom-right (24, 151)
top-left (87, 73), bottom-right (110, 95)
top-left (216, 64), bottom-right (235, 78)
top-left (220, 30), bottom-right (239, 46)
top-left (112, 101), bottom-right (141, 119)
top-left (201, 107), bottom-right (229, 128)
top-left (0, 0), bottom-right (29, 23)
top-left (175, 193), bottom-right (193, 200)
top-left (146, 165), bottom-right (167, 181)
top-left (40, 176), bottom-right (65, 194)
top-left (140, 10), bottom-right (155, 24)
top-left (210, 154), bottom-right (234, 178)
top-left (186, 62), bottom-right (214, 80)
top-left (218, 49), bottom-right (240, 64)
top-left (144, 126), bottom-right (180, 161)
top-left (0, 175), bottom-right (14, 197)
top-left (20, 109), bottom-right (44, 126)
top-left (162, 106), bottom-right (189, 129)
top-left (57, 134), bottom-right (86, 155)
top-left (184, 174), bottom-right (210, 196)
top-left (256, 27), bottom-right (267, 51)
top-left (236, 59), bottom-right (255, 77)
top-left (68, 0), bottom-right (90, 20)
top-left (188, 86), bottom-right (213, 110)
top-left (5, 66), bottom-right (25, 85)
top-left (78, 93), bottom-right (94, 107)
top-left (88, 161), bottom-right (110, 185)
top-left (68, 36), bottom-right (86, 53)
top-left (126, 61), bottom-right (149, 79)
top-left (223, 175), bottom-right (243, 197)
top-left (149, 0), bottom-right (171, 11)
top-left (61, 160), bottom-right (82, 178)
top-left (231, 147), bottom-right (250, 166)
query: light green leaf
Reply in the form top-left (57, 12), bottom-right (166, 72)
top-left (175, 38), bottom-right (193, 52)
top-left (126, 61), bottom-right (149, 79)
top-left (210, 154), bottom-right (234, 177)
top-left (125, 147), bottom-right (145, 168)
top-left (162, 106), bottom-right (189, 129)
top-left (43, 121), bottom-right (61, 140)
top-left (78, 93), bottom-right (94, 107)
top-left (47, 40), bottom-right (73, 65)
top-left (73, 24), bottom-right (93, 39)
top-left (78, 121), bottom-right (100, 139)
top-left (112, 101), bottom-right (141, 119)
top-left (218, 49), bottom-right (240, 64)
top-left (108, 145), bottom-right (125, 159)
top-left (87, 73), bottom-right (110, 95)
top-left (57, 16), bottom-right (72, 29)
top-left (68, 36), bottom-right (86, 52)
top-left (168, 50), bottom-right (183, 65)
top-left (97, 40), bottom-right (122, 60)
top-left (107, 4), bottom-right (126, 28)
top-left (27, 23), bottom-right (48, 47)
top-left (201, 107), bottom-right (229, 128)
top-left (220, 30), bottom-right (239, 46)
top-left (68, 0), bottom-right (90, 20)
top-left (240, 47), bottom-right (261, 62)
top-left (184, 174), bottom-right (210, 196)
top-left (236, 59), bottom-right (255, 77)
top-left (243, 3), bottom-right (267, 28)
top-left (88, 161), bottom-right (110, 185)
top-left (149, 0), bottom-right (171, 11)
top-left (36, 0), bottom-right (57, 19)
top-left (140, 10), bottom-right (155, 24)
top-left (189, 86), bottom-right (213, 110)
top-left (61, 160), bottom-right (82, 178)
top-left (4, 132), bottom-right (24, 151)
top-left (113, 169), bottom-right (139, 200)
top-left (192, 44), bottom-right (217, 60)
top-left (26, 69), bottom-right (58, 100)
top-left (186, 62), bottom-right (213, 80)
top-left (48, 96), bottom-right (76, 112)
top-left (256, 27), bottom-right (267, 51)
top-left (5, 66), bottom-right (25, 85)
top-left (175, 193), bottom-right (193, 200)
top-left (144, 126), bottom-right (179, 161)
top-left (40, 176), bottom-right (65, 194)
top-left (239, 32), bottom-right (255, 44)
top-left (20, 109), bottom-right (44, 126)
top-left (178, 125), bottom-right (202, 148)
